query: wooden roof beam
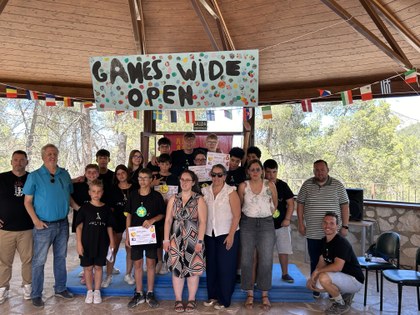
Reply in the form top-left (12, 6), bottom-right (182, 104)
top-left (320, 0), bottom-right (413, 70)
top-left (128, 0), bottom-right (146, 54)
top-left (0, 0), bottom-right (9, 15)
top-left (209, 0), bottom-right (236, 50)
top-left (359, 0), bottom-right (410, 65)
top-left (191, 0), bottom-right (220, 50)
top-left (370, 0), bottom-right (420, 53)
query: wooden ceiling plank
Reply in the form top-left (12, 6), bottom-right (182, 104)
top-left (210, 0), bottom-right (236, 50)
top-left (191, 0), bottom-right (220, 50)
top-left (0, 0), bottom-right (9, 15)
top-left (320, 0), bottom-right (413, 70)
top-left (370, 0), bottom-right (420, 53)
top-left (359, 0), bottom-right (410, 66)
top-left (128, 0), bottom-right (145, 54)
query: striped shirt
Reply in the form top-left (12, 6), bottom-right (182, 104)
top-left (297, 176), bottom-right (349, 239)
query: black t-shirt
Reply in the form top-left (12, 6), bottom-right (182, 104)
top-left (146, 161), bottom-right (160, 173)
top-left (0, 171), bottom-right (33, 231)
top-left (128, 168), bottom-right (140, 189)
top-left (75, 202), bottom-right (114, 259)
top-left (71, 181), bottom-right (91, 232)
top-left (226, 167), bottom-right (246, 188)
top-left (154, 173), bottom-right (180, 187)
top-left (273, 179), bottom-right (295, 229)
top-left (99, 169), bottom-right (114, 203)
top-left (126, 189), bottom-right (166, 228)
top-left (108, 184), bottom-right (135, 233)
top-left (321, 234), bottom-right (365, 284)
top-left (170, 150), bottom-right (195, 177)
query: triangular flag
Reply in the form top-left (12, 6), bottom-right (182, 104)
top-left (360, 85), bottom-right (373, 101)
top-left (341, 90), bottom-right (353, 105)
top-left (243, 108), bottom-right (252, 121)
top-left (83, 101), bottom-right (93, 108)
top-left (380, 79), bottom-right (392, 94)
top-left (318, 89), bottom-right (331, 97)
top-left (261, 106), bottom-right (272, 119)
top-left (170, 111), bottom-right (177, 123)
top-left (26, 90), bottom-right (38, 100)
top-left (63, 97), bottom-right (74, 107)
top-left (404, 69), bottom-right (418, 84)
top-left (206, 110), bottom-right (215, 121)
top-left (301, 99), bottom-right (312, 112)
top-left (45, 94), bottom-right (56, 106)
top-left (153, 110), bottom-right (163, 120)
top-left (185, 111), bottom-right (195, 123)
top-left (133, 111), bottom-right (140, 119)
top-left (224, 109), bottom-right (232, 120)
top-left (6, 86), bottom-right (17, 98)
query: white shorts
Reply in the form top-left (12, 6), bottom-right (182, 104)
top-left (316, 272), bottom-right (363, 294)
top-left (274, 226), bottom-right (293, 255)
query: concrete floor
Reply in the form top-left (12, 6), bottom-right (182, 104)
top-left (1, 234), bottom-right (419, 315)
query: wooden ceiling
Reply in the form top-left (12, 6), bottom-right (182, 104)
top-left (0, 0), bottom-right (419, 104)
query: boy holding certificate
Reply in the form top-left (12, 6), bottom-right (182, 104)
top-left (125, 168), bottom-right (166, 309)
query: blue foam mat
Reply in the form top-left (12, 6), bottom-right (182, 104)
top-left (67, 249), bottom-right (313, 302)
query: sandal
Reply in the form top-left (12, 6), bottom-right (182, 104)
top-left (185, 300), bottom-right (196, 312)
top-left (261, 295), bottom-right (271, 310)
top-left (244, 294), bottom-right (254, 309)
top-left (174, 300), bottom-right (184, 313)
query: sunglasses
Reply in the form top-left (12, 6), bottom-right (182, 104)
top-left (210, 172), bottom-right (225, 178)
top-left (50, 173), bottom-right (55, 183)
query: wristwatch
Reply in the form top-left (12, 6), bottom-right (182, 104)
top-left (342, 225), bottom-right (349, 230)
top-left (197, 240), bottom-right (203, 244)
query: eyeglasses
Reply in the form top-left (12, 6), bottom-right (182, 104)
top-left (50, 173), bottom-right (55, 183)
top-left (138, 176), bottom-right (151, 181)
top-left (133, 155), bottom-right (142, 159)
top-left (210, 172), bottom-right (225, 178)
top-left (180, 178), bottom-right (193, 182)
top-left (194, 158), bottom-right (206, 162)
top-left (249, 168), bottom-right (261, 172)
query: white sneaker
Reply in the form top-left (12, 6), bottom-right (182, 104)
top-left (101, 275), bottom-right (112, 288)
top-left (112, 267), bottom-right (120, 275)
top-left (93, 290), bottom-right (102, 304)
top-left (85, 290), bottom-right (94, 304)
top-left (0, 287), bottom-right (9, 304)
top-left (155, 261), bottom-right (162, 274)
top-left (159, 262), bottom-right (169, 275)
top-left (23, 284), bottom-right (32, 300)
top-left (124, 274), bottom-right (135, 285)
top-left (214, 303), bottom-right (225, 310)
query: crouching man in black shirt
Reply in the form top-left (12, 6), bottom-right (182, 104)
top-left (307, 212), bottom-right (364, 315)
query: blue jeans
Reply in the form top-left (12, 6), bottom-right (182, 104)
top-left (31, 219), bottom-right (69, 298)
top-left (240, 215), bottom-right (275, 291)
top-left (307, 238), bottom-right (323, 274)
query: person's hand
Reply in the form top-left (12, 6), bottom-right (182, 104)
top-left (125, 237), bottom-right (131, 248)
top-left (0, 219), bottom-right (4, 229)
top-left (194, 242), bottom-right (203, 253)
top-left (34, 219), bottom-right (47, 230)
top-left (298, 224), bottom-right (306, 236)
top-left (163, 241), bottom-right (170, 252)
top-left (142, 219), bottom-right (153, 229)
top-left (224, 234), bottom-right (234, 250)
top-left (306, 278), bottom-right (317, 291)
top-left (72, 175), bottom-right (84, 183)
top-left (340, 227), bottom-right (349, 237)
top-left (77, 243), bottom-right (84, 256)
top-left (281, 219), bottom-right (291, 227)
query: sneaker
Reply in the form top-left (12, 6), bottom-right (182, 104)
top-left (54, 289), bottom-right (74, 299)
top-left (325, 302), bottom-right (350, 315)
top-left (214, 303), bottom-right (225, 310)
top-left (101, 275), bottom-right (112, 288)
top-left (203, 299), bottom-right (217, 307)
top-left (159, 262), bottom-right (169, 275)
top-left (23, 284), bottom-right (32, 300)
top-left (281, 274), bottom-right (294, 283)
top-left (313, 291), bottom-right (321, 299)
top-left (85, 290), bottom-right (94, 304)
top-left (93, 290), bottom-right (102, 304)
top-left (112, 267), bottom-right (120, 275)
top-left (146, 291), bottom-right (159, 308)
top-left (78, 270), bottom-right (84, 277)
top-left (342, 292), bottom-right (355, 306)
top-left (32, 297), bottom-right (44, 307)
top-left (0, 287), bottom-right (9, 304)
top-left (155, 261), bottom-right (162, 274)
top-left (128, 291), bottom-right (145, 308)
top-left (124, 274), bottom-right (135, 285)
top-left (80, 273), bottom-right (86, 285)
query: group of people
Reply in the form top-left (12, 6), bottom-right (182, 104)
top-left (0, 133), bottom-right (364, 315)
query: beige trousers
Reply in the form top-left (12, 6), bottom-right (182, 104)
top-left (0, 229), bottom-right (33, 288)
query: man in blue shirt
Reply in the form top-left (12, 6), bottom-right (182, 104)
top-left (23, 144), bottom-right (74, 307)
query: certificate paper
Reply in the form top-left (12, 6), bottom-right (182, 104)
top-left (154, 185), bottom-right (178, 201)
top-left (206, 152), bottom-right (230, 169)
top-left (188, 165), bottom-right (211, 182)
top-left (128, 225), bottom-right (157, 246)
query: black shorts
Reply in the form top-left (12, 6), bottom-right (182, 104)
top-left (131, 245), bottom-right (158, 261)
top-left (80, 255), bottom-right (106, 267)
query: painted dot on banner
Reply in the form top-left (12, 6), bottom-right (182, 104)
top-left (200, 52), bottom-right (204, 57)
top-left (229, 53), bottom-right (235, 59)
top-left (193, 95), bottom-right (197, 100)
top-left (221, 102), bottom-right (226, 106)
top-left (118, 100), bottom-right (123, 104)
top-left (172, 72), bottom-right (177, 77)
top-left (248, 71), bottom-right (254, 77)
top-left (176, 56), bottom-right (181, 61)
top-left (100, 86), bottom-right (104, 91)
top-left (145, 99), bottom-right (150, 105)
top-left (247, 62), bottom-right (250, 66)
top-left (182, 57), bottom-right (188, 63)
top-left (221, 95), bottom-right (225, 99)
top-left (104, 58), bottom-right (109, 61)
top-left (106, 98), bottom-right (110, 102)
top-left (200, 96), bottom-right (205, 100)
top-left (101, 94), bottom-right (105, 98)
top-left (120, 91), bottom-right (124, 95)
top-left (139, 85), bottom-right (144, 89)
top-left (176, 80), bottom-right (180, 84)
top-left (204, 89), bottom-right (209, 94)
top-left (189, 54), bottom-right (194, 59)
top-left (158, 104), bottom-right (163, 109)
top-left (204, 101), bottom-right (209, 106)
top-left (218, 81), bottom-right (226, 88)
top-left (195, 81), bottom-right (200, 86)
top-left (124, 58), bottom-right (129, 63)
top-left (116, 86), bottom-right (121, 90)
top-left (202, 82), bottom-right (208, 87)
top-left (243, 77), bottom-right (248, 82)
top-left (211, 85), bottom-right (216, 90)
top-left (128, 85), bottom-right (132, 88)
top-left (252, 64), bottom-right (257, 69)
top-left (236, 96), bottom-right (241, 100)
top-left (196, 102), bottom-right (201, 106)
top-left (100, 104), bottom-right (105, 108)
top-left (165, 61), bottom-right (170, 67)
top-left (221, 55), bottom-right (225, 59)
top-left (166, 74), bottom-right (171, 79)
top-left (148, 82), bottom-right (153, 86)
top-left (168, 55), bottom-right (172, 60)
top-left (154, 82), bottom-right (159, 87)
top-left (242, 71), bottom-right (246, 76)
top-left (228, 78), bottom-right (233, 83)
top-left (158, 98), bottom-right (162, 102)
top-left (152, 56), bottom-right (156, 60)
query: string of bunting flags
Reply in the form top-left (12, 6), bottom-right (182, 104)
top-left (1, 68), bottom-right (418, 120)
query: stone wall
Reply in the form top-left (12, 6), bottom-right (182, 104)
top-left (290, 203), bottom-right (420, 268)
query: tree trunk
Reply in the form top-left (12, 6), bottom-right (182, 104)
top-left (80, 105), bottom-right (92, 171)
top-left (26, 100), bottom-right (40, 161)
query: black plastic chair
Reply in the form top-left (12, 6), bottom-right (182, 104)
top-left (357, 231), bottom-right (400, 311)
top-left (382, 248), bottom-right (420, 315)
